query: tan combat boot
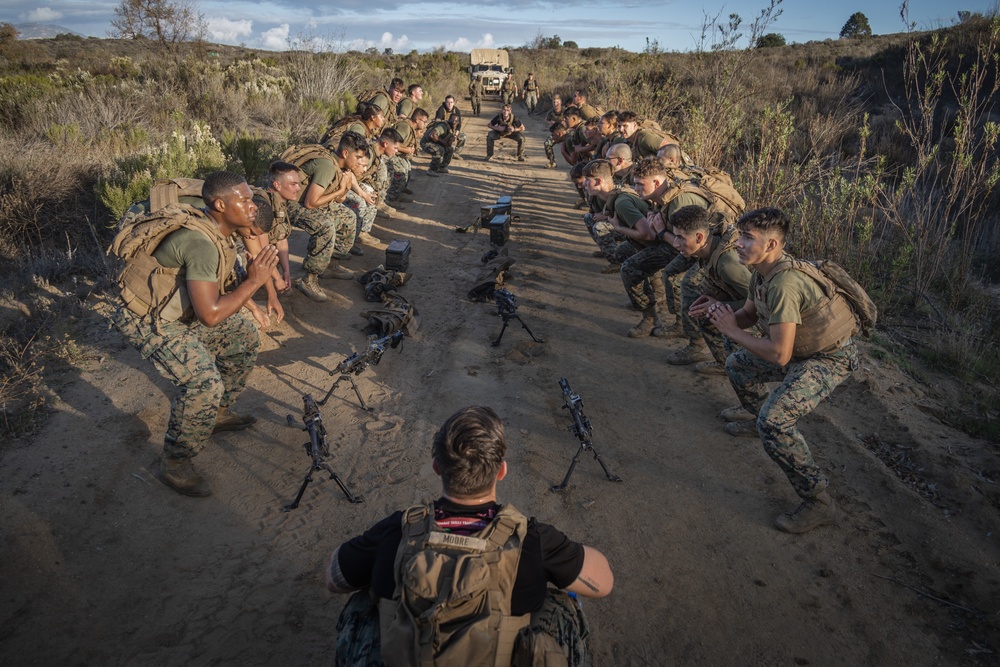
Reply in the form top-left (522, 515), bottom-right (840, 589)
top-left (694, 360), bottom-right (726, 376)
top-left (160, 456), bottom-right (212, 497)
top-left (724, 420), bottom-right (759, 438)
top-left (720, 405), bottom-right (756, 422)
top-left (774, 491), bottom-right (837, 534)
top-left (296, 273), bottom-right (329, 302)
top-left (358, 231), bottom-right (382, 246)
top-left (628, 307), bottom-right (657, 338)
top-left (651, 318), bottom-right (684, 339)
top-left (213, 407), bottom-right (257, 434)
top-left (322, 265), bottom-right (356, 281)
top-left (666, 341), bottom-right (712, 365)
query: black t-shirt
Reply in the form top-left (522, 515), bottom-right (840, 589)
top-left (490, 114), bottom-right (522, 133)
top-left (337, 497), bottom-right (585, 615)
top-left (435, 104), bottom-right (462, 130)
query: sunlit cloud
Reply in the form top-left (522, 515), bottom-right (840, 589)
top-left (260, 24), bottom-right (290, 50)
top-left (206, 17), bottom-right (253, 42)
top-left (23, 7), bottom-right (63, 22)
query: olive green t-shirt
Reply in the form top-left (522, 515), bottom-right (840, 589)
top-left (299, 157), bottom-right (343, 201)
top-left (397, 98), bottom-right (415, 119)
top-left (153, 228), bottom-right (220, 282)
top-left (607, 192), bottom-right (650, 228)
top-left (664, 192), bottom-right (709, 218)
top-left (758, 255), bottom-right (825, 325)
top-left (579, 103), bottom-right (600, 120)
top-left (631, 129), bottom-right (664, 158)
top-left (704, 241), bottom-right (751, 308)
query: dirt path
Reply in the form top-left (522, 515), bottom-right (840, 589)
top-left (1, 100), bottom-right (998, 665)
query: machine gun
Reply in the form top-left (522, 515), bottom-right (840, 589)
top-left (320, 331), bottom-right (404, 410)
top-left (491, 288), bottom-right (545, 347)
top-left (550, 378), bottom-right (623, 492)
top-left (283, 394), bottom-right (362, 511)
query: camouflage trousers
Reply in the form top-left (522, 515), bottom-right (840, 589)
top-left (503, 91), bottom-right (516, 105)
top-left (545, 138), bottom-right (557, 163)
top-left (525, 91), bottom-right (538, 113)
top-left (471, 95), bottom-right (481, 115)
top-left (335, 588), bottom-right (590, 667)
top-left (620, 243), bottom-right (680, 316)
top-left (110, 306), bottom-right (259, 460)
top-left (584, 213), bottom-right (622, 257)
top-left (385, 156), bottom-right (411, 201)
top-left (344, 188), bottom-right (377, 235)
top-left (675, 262), bottom-right (709, 343)
top-left (725, 341), bottom-right (860, 498)
top-left (286, 200), bottom-right (354, 274)
top-left (487, 131), bottom-right (524, 158)
top-left (421, 141), bottom-right (454, 171)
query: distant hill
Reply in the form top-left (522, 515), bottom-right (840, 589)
top-left (15, 23), bottom-right (84, 39)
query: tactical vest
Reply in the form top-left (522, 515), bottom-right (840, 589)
top-left (421, 121), bottom-right (453, 147)
top-left (701, 229), bottom-right (745, 303)
top-left (109, 204), bottom-right (235, 322)
top-left (148, 178), bottom-right (204, 212)
top-left (357, 88), bottom-right (398, 125)
top-left (524, 78), bottom-right (538, 92)
top-left (752, 258), bottom-right (861, 359)
top-left (251, 186), bottom-right (290, 242)
top-left (320, 114), bottom-right (367, 147)
top-left (578, 103), bottom-right (602, 120)
top-left (378, 503), bottom-right (530, 667)
top-left (278, 144), bottom-right (343, 199)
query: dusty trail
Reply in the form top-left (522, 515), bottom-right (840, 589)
top-left (1, 98), bottom-right (998, 665)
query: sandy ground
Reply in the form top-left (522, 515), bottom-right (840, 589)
top-left (2, 101), bottom-right (999, 666)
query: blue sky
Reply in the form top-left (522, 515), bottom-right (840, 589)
top-left (3, 0), bottom-right (994, 52)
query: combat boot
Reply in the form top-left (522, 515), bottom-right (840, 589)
top-left (296, 273), bottom-right (329, 302)
top-left (694, 360), bottom-right (726, 376)
top-left (376, 202), bottom-right (398, 219)
top-left (651, 318), bottom-right (684, 339)
top-left (724, 420), bottom-right (759, 438)
top-left (517, 155), bottom-right (526, 162)
top-left (160, 455), bottom-right (212, 497)
top-left (720, 405), bottom-right (756, 422)
top-left (666, 342), bottom-right (711, 365)
top-left (628, 308), bottom-right (657, 338)
top-left (546, 160), bottom-right (557, 169)
top-left (321, 265), bottom-right (356, 280)
top-left (774, 491), bottom-right (837, 534)
top-left (213, 407), bottom-right (257, 433)
top-left (358, 231), bottom-right (382, 246)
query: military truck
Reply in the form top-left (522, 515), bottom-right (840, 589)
top-left (468, 49), bottom-right (512, 97)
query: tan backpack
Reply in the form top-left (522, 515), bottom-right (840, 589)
top-left (320, 114), bottom-right (366, 147)
top-left (379, 503), bottom-right (530, 667)
top-left (108, 204), bottom-right (235, 321)
top-left (357, 88), bottom-right (398, 125)
top-left (754, 258), bottom-right (876, 358)
top-left (279, 144), bottom-right (343, 196)
top-left (683, 165), bottom-right (746, 224)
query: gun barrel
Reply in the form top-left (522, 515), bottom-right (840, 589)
top-left (559, 377), bottom-right (570, 393)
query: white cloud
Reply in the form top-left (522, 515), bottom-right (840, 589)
top-left (435, 33), bottom-right (494, 51)
top-left (260, 24), bottom-right (290, 50)
top-left (380, 32), bottom-right (409, 51)
top-left (23, 7), bottom-right (63, 22)
top-left (206, 17), bottom-right (253, 42)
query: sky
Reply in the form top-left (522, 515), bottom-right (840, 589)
top-left (2, 0), bottom-right (995, 53)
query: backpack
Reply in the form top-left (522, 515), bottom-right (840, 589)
top-left (357, 88), bottom-right (397, 125)
top-left (279, 144), bottom-right (342, 195)
top-left (379, 503), bottom-right (530, 667)
top-left (149, 178), bottom-right (205, 212)
top-left (683, 165), bottom-right (746, 224)
top-left (320, 114), bottom-right (365, 148)
top-left (638, 118), bottom-right (663, 132)
top-left (786, 259), bottom-right (878, 337)
top-left (108, 203), bottom-right (235, 321)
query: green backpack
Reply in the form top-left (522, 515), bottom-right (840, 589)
top-left (379, 503), bottom-right (530, 667)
